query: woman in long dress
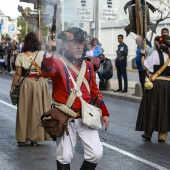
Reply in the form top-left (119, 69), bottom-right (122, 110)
top-left (136, 36), bottom-right (170, 142)
top-left (10, 32), bottom-right (51, 146)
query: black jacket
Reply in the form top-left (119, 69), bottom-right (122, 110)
top-left (116, 42), bottom-right (128, 67)
top-left (0, 45), bottom-right (7, 58)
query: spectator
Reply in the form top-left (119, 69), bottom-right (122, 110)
top-left (10, 45), bottom-right (18, 73)
top-left (98, 54), bottom-right (113, 90)
top-left (114, 34), bottom-right (128, 93)
top-left (85, 56), bottom-right (100, 87)
top-left (6, 37), bottom-right (13, 72)
top-left (91, 37), bottom-right (102, 58)
top-left (99, 42), bottom-right (104, 53)
top-left (85, 44), bottom-right (93, 57)
top-left (82, 35), bottom-right (91, 57)
top-left (161, 28), bottom-right (169, 36)
top-left (0, 41), bottom-right (7, 60)
top-left (17, 40), bottom-right (24, 53)
top-left (135, 36), bottom-right (150, 91)
top-left (3, 50), bottom-right (8, 71)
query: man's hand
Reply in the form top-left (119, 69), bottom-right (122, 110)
top-left (101, 116), bottom-right (109, 131)
top-left (47, 34), bottom-right (57, 52)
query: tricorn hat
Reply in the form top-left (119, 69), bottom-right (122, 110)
top-left (57, 27), bottom-right (87, 42)
top-left (156, 35), bottom-right (170, 47)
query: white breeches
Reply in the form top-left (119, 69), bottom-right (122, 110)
top-left (56, 118), bottom-right (103, 164)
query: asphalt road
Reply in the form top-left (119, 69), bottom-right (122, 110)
top-left (0, 75), bottom-right (170, 170)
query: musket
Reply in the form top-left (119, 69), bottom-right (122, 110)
top-left (50, 4), bottom-right (57, 52)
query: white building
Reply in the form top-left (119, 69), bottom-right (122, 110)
top-left (91, 0), bottom-right (170, 60)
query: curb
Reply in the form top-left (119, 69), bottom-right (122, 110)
top-left (101, 91), bottom-right (141, 104)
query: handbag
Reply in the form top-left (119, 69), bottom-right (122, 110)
top-left (10, 51), bottom-right (39, 105)
top-left (40, 107), bottom-right (68, 140)
top-left (79, 96), bottom-right (102, 129)
top-left (10, 84), bottom-right (20, 105)
top-left (144, 57), bottom-right (170, 90)
top-left (60, 58), bottom-right (102, 129)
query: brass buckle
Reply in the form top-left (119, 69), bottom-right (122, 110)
top-left (28, 56), bottom-right (34, 62)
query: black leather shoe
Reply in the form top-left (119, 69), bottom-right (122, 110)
top-left (158, 139), bottom-right (165, 143)
top-left (121, 90), bottom-right (128, 93)
top-left (57, 160), bottom-right (70, 170)
top-left (31, 142), bottom-right (37, 147)
top-left (18, 142), bottom-right (26, 146)
top-left (114, 89), bottom-right (122, 92)
top-left (80, 160), bottom-right (97, 170)
top-left (141, 134), bottom-right (151, 140)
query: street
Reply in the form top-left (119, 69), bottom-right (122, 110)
top-left (0, 75), bottom-right (170, 170)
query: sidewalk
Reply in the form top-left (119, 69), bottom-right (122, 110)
top-left (0, 70), bottom-right (142, 103)
top-left (101, 78), bottom-right (141, 103)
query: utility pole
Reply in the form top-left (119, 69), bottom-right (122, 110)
top-left (94, 0), bottom-right (99, 38)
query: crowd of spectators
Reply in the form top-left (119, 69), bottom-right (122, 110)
top-left (0, 37), bottom-right (24, 73)
top-left (83, 36), bottom-right (113, 90)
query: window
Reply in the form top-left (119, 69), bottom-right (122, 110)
top-left (79, 23), bottom-right (84, 28)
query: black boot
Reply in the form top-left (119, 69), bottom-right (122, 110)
top-left (80, 160), bottom-right (97, 170)
top-left (57, 160), bottom-right (70, 170)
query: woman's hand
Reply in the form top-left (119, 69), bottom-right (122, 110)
top-left (101, 116), bottom-right (109, 131)
top-left (9, 87), bottom-right (14, 95)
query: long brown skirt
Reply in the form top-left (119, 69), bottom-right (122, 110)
top-left (16, 77), bottom-right (51, 142)
top-left (136, 79), bottom-right (170, 133)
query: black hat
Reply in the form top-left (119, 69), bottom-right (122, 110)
top-left (57, 27), bottom-right (87, 42)
top-left (155, 35), bottom-right (170, 47)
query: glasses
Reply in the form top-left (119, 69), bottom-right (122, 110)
top-left (118, 38), bottom-right (122, 39)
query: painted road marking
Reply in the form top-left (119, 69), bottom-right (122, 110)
top-left (0, 100), bottom-right (168, 170)
top-left (101, 142), bottom-right (168, 170)
top-left (0, 100), bottom-right (17, 109)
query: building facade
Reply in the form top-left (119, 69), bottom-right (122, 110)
top-left (61, 0), bottom-right (170, 62)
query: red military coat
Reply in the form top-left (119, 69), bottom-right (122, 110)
top-left (41, 54), bottom-right (109, 117)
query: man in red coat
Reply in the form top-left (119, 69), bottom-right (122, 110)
top-left (41, 27), bottom-right (109, 170)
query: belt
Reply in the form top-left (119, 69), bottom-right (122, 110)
top-left (28, 74), bottom-right (42, 79)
